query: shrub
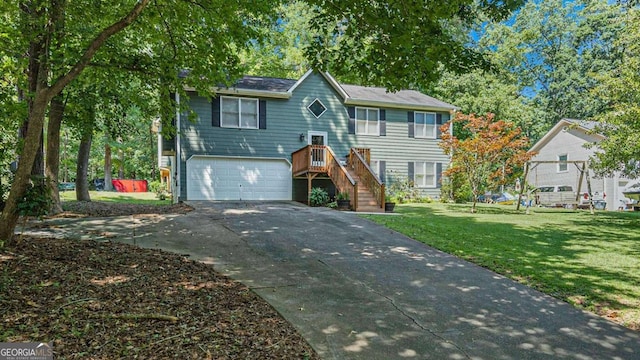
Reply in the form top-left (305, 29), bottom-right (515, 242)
top-left (149, 180), bottom-right (170, 200)
top-left (336, 191), bottom-right (349, 200)
top-left (387, 176), bottom-right (421, 203)
top-left (149, 180), bottom-right (162, 193)
top-left (17, 175), bottom-right (53, 218)
top-left (309, 187), bottom-right (329, 207)
top-left (326, 201), bottom-right (338, 209)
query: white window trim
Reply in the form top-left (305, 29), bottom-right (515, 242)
top-left (557, 154), bottom-right (568, 173)
top-left (221, 96), bottom-right (259, 129)
top-left (307, 98), bottom-right (327, 118)
top-left (355, 106), bottom-right (380, 136)
top-left (414, 161), bottom-right (437, 188)
top-left (414, 111), bottom-right (437, 139)
top-left (307, 130), bottom-right (328, 146)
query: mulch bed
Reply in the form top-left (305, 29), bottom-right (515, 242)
top-left (0, 202), bottom-right (318, 359)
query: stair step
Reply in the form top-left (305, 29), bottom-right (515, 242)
top-left (356, 205), bottom-right (384, 213)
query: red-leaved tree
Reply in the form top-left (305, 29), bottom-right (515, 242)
top-left (439, 112), bottom-right (535, 213)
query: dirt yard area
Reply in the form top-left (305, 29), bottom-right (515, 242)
top-left (0, 202), bottom-right (318, 359)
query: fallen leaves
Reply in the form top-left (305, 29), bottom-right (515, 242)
top-left (1, 199), bottom-right (318, 359)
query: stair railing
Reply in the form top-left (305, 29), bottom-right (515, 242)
top-left (349, 148), bottom-right (384, 209)
top-left (326, 147), bottom-right (358, 211)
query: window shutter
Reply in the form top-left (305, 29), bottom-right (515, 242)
top-left (408, 111), bottom-right (414, 138)
top-left (436, 113), bottom-right (443, 138)
top-left (212, 96), bottom-right (221, 127)
top-left (379, 161), bottom-right (386, 184)
top-left (408, 162), bottom-right (414, 182)
top-left (380, 110), bottom-right (386, 136)
top-left (436, 162), bottom-right (443, 188)
top-left (259, 100), bottom-right (267, 129)
top-left (347, 106), bottom-right (356, 134)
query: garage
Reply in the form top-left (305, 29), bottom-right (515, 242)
top-left (186, 156), bottom-right (292, 200)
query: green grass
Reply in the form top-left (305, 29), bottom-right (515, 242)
top-left (59, 191), bottom-right (170, 205)
top-left (363, 203), bottom-right (640, 329)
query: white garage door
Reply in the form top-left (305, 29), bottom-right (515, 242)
top-left (187, 156), bottom-right (292, 200)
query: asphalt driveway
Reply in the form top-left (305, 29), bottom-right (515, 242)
top-left (26, 201), bottom-right (640, 359)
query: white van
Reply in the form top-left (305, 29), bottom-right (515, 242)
top-left (534, 185), bottom-right (576, 207)
top-left (535, 185), bottom-right (606, 209)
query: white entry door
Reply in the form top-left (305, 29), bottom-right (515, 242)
top-left (308, 131), bottom-right (327, 167)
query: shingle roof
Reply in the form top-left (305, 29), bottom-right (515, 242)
top-left (562, 118), bottom-right (599, 131)
top-left (213, 72), bottom-right (457, 109)
top-left (340, 84), bottom-right (456, 110)
top-left (229, 76), bottom-right (298, 92)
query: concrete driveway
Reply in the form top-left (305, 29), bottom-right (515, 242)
top-left (25, 201), bottom-right (640, 359)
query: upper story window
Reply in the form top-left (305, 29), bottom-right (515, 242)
top-left (558, 154), bottom-right (568, 172)
top-left (415, 112), bottom-right (437, 138)
top-left (356, 107), bottom-right (380, 136)
top-left (221, 96), bottom-right (258, 129)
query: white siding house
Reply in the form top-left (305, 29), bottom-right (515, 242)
top-left (528, 118), bottom-right (636, 211)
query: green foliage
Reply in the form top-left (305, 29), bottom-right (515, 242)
top-left (17, 176), bottom-right (54, 218)
top-left (240, 1), bottom-right (311, 79)
top-left (386, 176), bottom-right (430, 204)
top-left (149, 181), bottom-right (162, 193)
top-left (440, 113), bottom-right (534, 212)
top-left (148, 180), bottom-right (169, 200)
top-left (309, 187), bottom-right (329, 207)
top-left (481, 0), bottom-right (625, 137)
top-left (306, 0), bottom-right (525, 90)
top-left (336, 191), bottom-right (349, 200)
top-left (590, 8), bottom-right (640, 178)
top-left (326, 201), bottom-right (337, 209)
top-left (439, 172), bottom-right (473, 203)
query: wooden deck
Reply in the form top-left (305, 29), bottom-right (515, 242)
top-left (292, 145), bottom-right (384, 212)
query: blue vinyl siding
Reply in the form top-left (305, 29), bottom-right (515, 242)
top-left (176, 71), bottom-right (451, 200)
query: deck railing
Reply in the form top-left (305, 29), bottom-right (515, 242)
top-left (292, 145), bottom-right (358, 210)
top-left (349, 148), bottom-right (384, 209)
top-left (293, 145), bottom-right (329, 175)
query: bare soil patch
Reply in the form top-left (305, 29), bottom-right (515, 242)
top-left (1, 202), bottom-right (318, 359)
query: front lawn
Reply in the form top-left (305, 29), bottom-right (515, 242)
top-left (60, 191), bottom-right (170, 205)
top-left (364, 203), bottom-right (640, 330)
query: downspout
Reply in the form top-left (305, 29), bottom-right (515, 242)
top-left (156, 119), bottom-right (162, 171)
top-left (448, 109), bottom-right (455, 201)
top-left (175, 92), bottom-right (181, 204)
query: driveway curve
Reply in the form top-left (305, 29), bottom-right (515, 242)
top-left (33, 201), bottom-right (640, 359)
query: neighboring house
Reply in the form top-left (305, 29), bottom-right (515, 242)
top-left (527, 118), bottom-right (635, 211)
top-left (159, 70), bottom-right (456, 211)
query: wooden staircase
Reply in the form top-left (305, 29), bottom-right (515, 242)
top-left (346, 168), bottom-right (384, 213)
top-left (292, 145), bottom-right (385, 212)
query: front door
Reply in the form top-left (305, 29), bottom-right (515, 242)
top-left (308, 131), bottom-right (328, 167)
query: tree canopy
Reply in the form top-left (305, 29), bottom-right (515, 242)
top-left (589, 7), bottom-right (640, 177)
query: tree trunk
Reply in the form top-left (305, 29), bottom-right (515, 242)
top-left (104, 142), bottom-right (113, 191)
top-left (0, 0), bottom-right (150, 245)
top-left (62, 131), bottom-right (69, 182)
top-left (0, 92), bottom-right (49, 243)
top-left (76, 126), bottom-right (92, 202)
top-left (118, 148), bottom-right (125, 179)
top-left (46, 95), bottom-right (65, 214)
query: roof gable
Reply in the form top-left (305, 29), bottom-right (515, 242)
top-left (530, 118), bottom-right (605, 153)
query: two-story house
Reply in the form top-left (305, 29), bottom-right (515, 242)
top-left (527, 118), bottom-right (637, 210)
top-left (159, 70), bottom-right (456, 211)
